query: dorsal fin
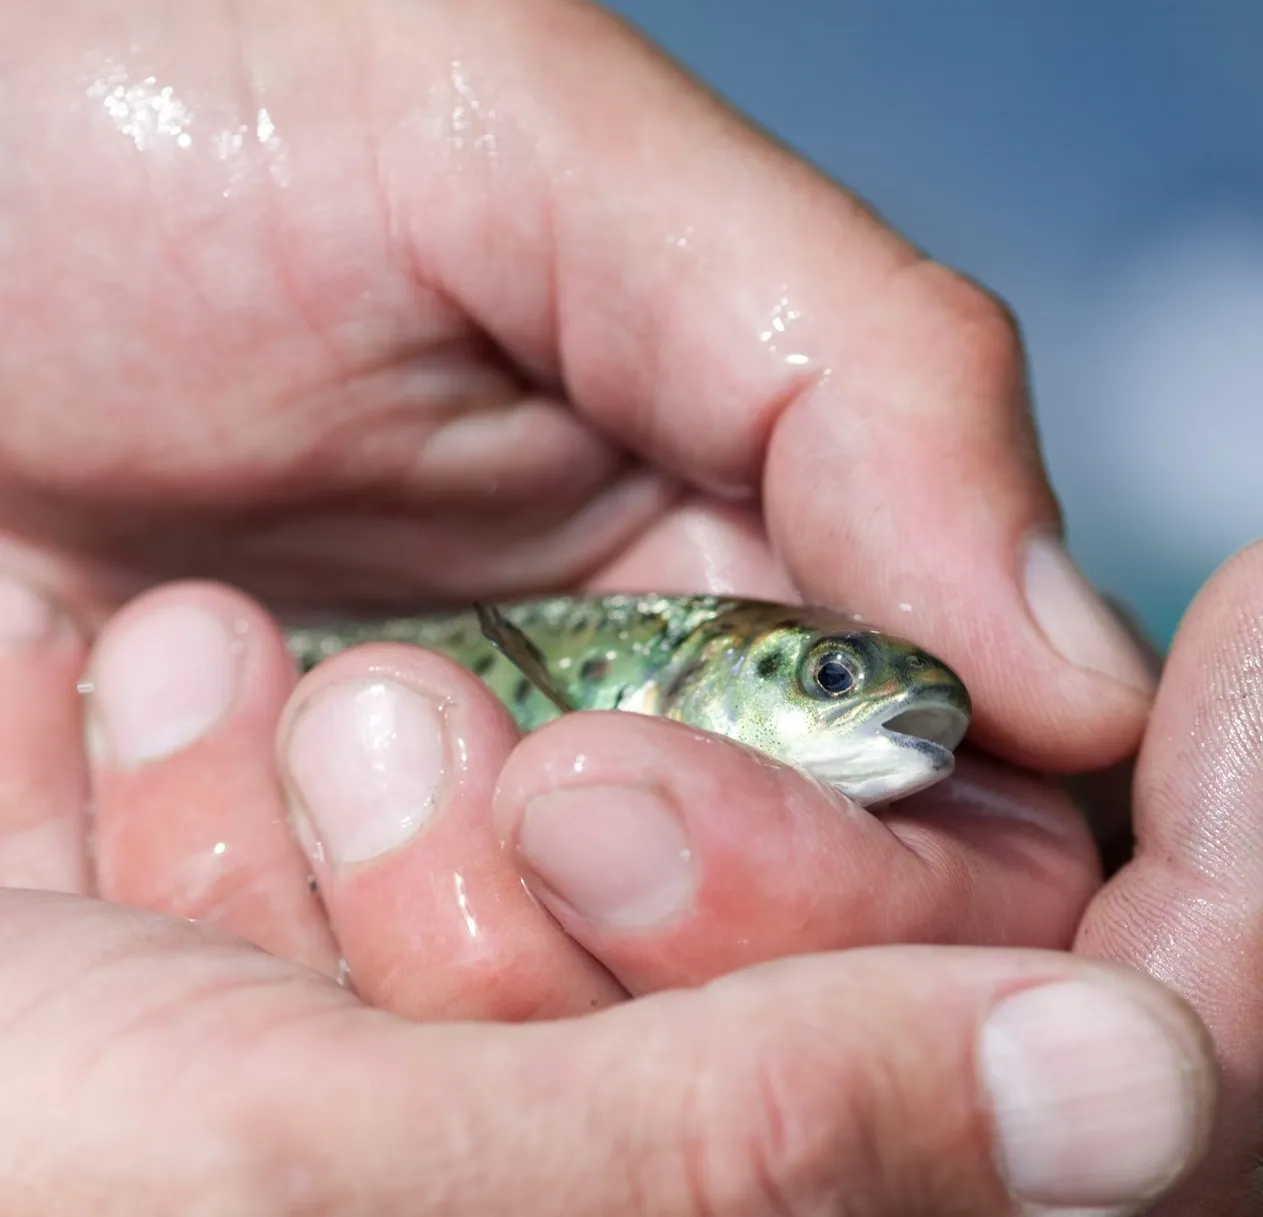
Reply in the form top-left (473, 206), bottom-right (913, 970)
top-left (474, 602), bottom-right (574, 714)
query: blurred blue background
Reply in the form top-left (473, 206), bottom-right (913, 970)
top-left (601, 0), bottom-right (1263, 646)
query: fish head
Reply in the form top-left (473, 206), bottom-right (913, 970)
top-left (673, 607), bottom-right (972, 806)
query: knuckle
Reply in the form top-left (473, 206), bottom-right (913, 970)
top-left (664, 1031), bottom-right (871, 1217)
top-left (889, 261), bottom-right (1055, 500)
top-left (911, 262), bottom-right (1027, 395)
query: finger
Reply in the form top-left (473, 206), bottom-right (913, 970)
top-left (1077, 539), bottom-right (1263, 1215)
top-left (279, 647), bottom-right (624, 1020)
top-left (0, 573), bottom-right (90, 892)
top-left (1061, 594), bottom-right (1167, 873)
top-left (369, 0), bottom-right (1155, 770)
top-left (86, 581), bottom-right (340, 976)
top-left (0, 889), bottom-right (1215, 1216)
top-left (586, 499), bottom-right (799, 601)
top-left (494, 711), bottom-right (1100, 995)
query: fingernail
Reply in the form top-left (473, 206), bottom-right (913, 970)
top-left (517, 785), bottom-right (695, 928)
top-left (980, 979), bottom-right (1205, 1212)
top-left (0, 575), bottom-right (58, 647)
top-left (1099, 593), bottom-right (1165, 680)
top-left (285, 678), bottom-right (446, 867)
top-left (1022, 534), bottom-right (1155, 694)
top-left (91, 602), bottom-right (240, 768)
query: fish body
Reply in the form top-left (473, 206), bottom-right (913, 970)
top-left (284, 594), bottom-right (971, 805)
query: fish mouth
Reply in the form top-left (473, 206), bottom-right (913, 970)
top-left (868, 701), bottom-right (972, 801)
top-left (803, 695), bottom-right (971, 807)
top-left (880, 703), bottom-right (971, 758)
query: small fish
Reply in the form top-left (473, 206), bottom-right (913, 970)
top-left (284, 594), bottom-right (971, 806)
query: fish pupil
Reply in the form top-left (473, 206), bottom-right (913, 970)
top-left (816, 657), bottom-right (854, 695)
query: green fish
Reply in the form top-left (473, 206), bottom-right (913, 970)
top-left (284, 594), bottom-right (971, 806)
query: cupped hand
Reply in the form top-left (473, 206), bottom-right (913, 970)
top-left (1074, 542), bottom-right (1263, 1216)
top-left (0, 887), bottom-right (1217, 1214)
top-left (48, 542), bottom-right (1258, 1215)
top-left (0, 0), bottom-right (1151, 786)
top-left (0, 0), bottom-right (1234, 1212)
top-left (82, 581), bottom-right (1102, 1010)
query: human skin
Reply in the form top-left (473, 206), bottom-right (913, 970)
top-left (72, 545), bottom-right (1263, 1216)
top-left (0, 0), bottom-right (1254, 1211)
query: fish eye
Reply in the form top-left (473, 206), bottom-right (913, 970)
top-left (812, 653), bottom-right (856, 697)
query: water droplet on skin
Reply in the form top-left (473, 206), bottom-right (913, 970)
top-left (453, 871), bottom-right (481, 940)
top-left (451, 731), bottom-right (469, 773)
top-left (211, 124), bottom-right (253, 198)
top-left (86, 62), bottom-right (195, 153)
top-left (757, 290), bottom-right (814, 370)
top-left (666, 225), bottom-right (695, 250)
top-left (448, 60), bottom-right (497, 160)
top-left (254, 107), bottom-right (290, 186)
top-left (213, 127), bottom-right (246, 159)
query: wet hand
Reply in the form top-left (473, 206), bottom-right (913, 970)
top-left (0, 888), bottom-right (1215, 1214)
top-left (0, 0), bottom-right (1151, 786)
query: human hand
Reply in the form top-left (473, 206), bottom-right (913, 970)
top-left (55, 545), bottom-right (1258, 1215)
top-left (0, 887), bottom-right (1216, 1214)
top-left (0, 0), bottom-right (1229, 1210)
top-left (1070, 542), bottom-right (1263, 1215)
top-left (0, 0), bottom-right (1151, 816)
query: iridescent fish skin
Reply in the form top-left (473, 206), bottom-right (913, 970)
top-left (284, 594), bottom-right (971, 806)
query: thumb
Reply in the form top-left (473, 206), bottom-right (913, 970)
top-left (1, 892), bottom-right (1214, 1216)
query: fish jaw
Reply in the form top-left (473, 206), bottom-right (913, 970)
top-left (789, 697), bottom-right (971, 806)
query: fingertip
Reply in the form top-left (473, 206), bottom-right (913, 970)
top-left (1078, 537), bottom-right (1263, 1208)
top-left (978, 964), bottom-right (1217, 1211)
top-left (279, 644), bottom-right (624, 1019)
top-left (87, 580), bottom-right (272, 771)
top-left (761, 267), bottom-right (1155, 775)
top-left (497, 713), bottom-right (1100, 997)
top-left (575, 946), bottom-right (1217, 1217)
top-left (1018, 530), bottom-right (1156, 699)
top-left (87, 580), bottom-right (338, 973)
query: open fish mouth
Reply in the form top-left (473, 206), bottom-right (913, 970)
top-left (800, 695), bottom-right (972, 806)
top-left (880, 703), bottom-right (971, 762)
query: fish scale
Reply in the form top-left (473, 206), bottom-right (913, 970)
top-left (284, 594), bottom-right (741, 733)
top-left (282, 594), bottom-right (972, 805)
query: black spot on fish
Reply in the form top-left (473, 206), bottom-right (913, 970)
top-left (580, 656), bottom-right (610, 682)
top-left (756, 653), bottom-right (781, 679)
top-left (472, 654), bottom-right (495, 677)
top-left (514, 677), bottom-right (532, 704)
